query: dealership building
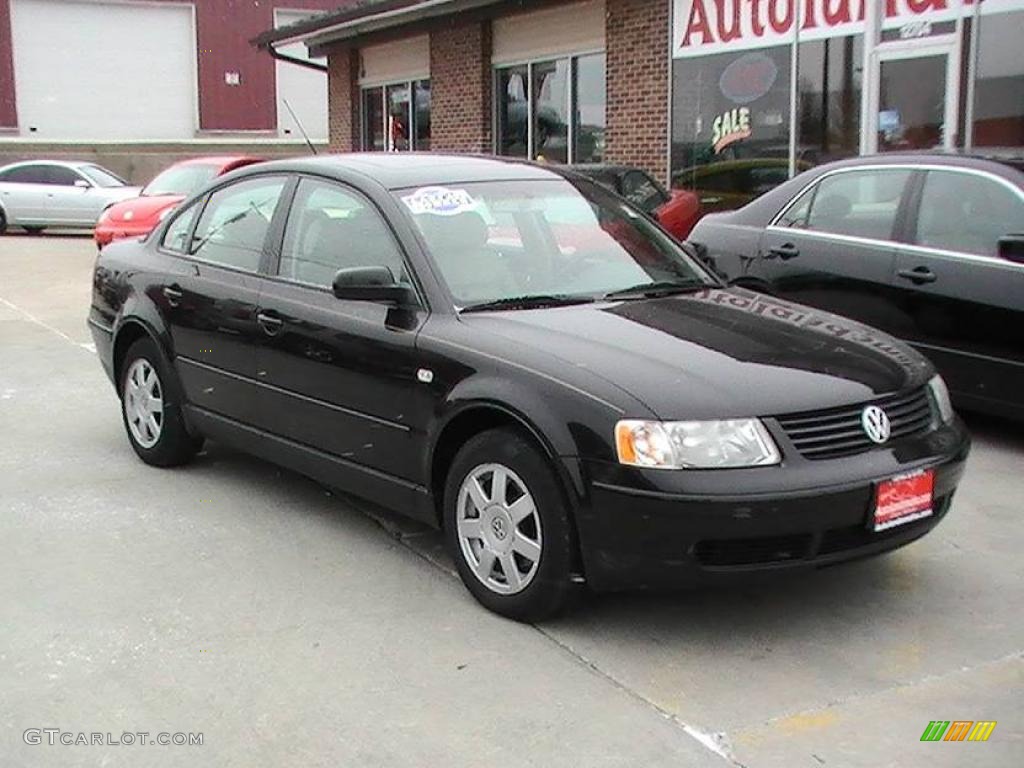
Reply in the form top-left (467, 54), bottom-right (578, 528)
top-left (258, 0), bottom-right (1024, 204)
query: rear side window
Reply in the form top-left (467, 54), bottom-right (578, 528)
top-left (779, 169), bottom-right (911, 241)
top-left (161, 201), bottom-right (200, 253)
top-left (916, 170), bottom-right (1024, 257)
top-left (0, 165), bottom-right (49, 184)
top-left (278, 178), bottom-right (407, 288)
top-left (190, 177), bottom-right (287, 272)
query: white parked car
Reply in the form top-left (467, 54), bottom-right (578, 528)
top-left (0, 160), bottom-right (141, 233)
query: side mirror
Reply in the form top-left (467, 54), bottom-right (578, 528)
top-left (74, 179), bottom-right (91, 189)
top-left (998, 234), bottom-right (1024, 264)
top-left (332, 266), bottom-right (414, 305)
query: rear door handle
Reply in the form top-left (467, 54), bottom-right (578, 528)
top-left (897, 266), bottom-right (937, 284)
top-left (162, 285), bottom-right (183, 306)
top-left (256, 311), bottom-right (284, 335)
top-left (766, 243), bottom-right (800, 260)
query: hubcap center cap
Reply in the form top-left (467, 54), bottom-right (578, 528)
top-left (482, 505), bottom-right (514, 554)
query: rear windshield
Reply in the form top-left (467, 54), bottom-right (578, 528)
top-left (144, 164), bottom-right (220, 197)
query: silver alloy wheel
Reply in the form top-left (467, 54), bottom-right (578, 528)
top-left (123, 358), bottom-right (164, 449)
top-left (456, 463), bottom-right (542, 595)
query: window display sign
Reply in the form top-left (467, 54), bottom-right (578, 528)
top-left (672, 0), bottom-right (1019, 58)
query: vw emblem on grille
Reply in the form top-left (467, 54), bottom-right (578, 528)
top-left (861, 405), bottom-right (891, 444)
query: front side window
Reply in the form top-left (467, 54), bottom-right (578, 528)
top-left (395, 179), bottom-right (713, 306)
top-left (45, 166), bottom-right (86, 187)
top-left (916, 170), bottom-right (1024, 257)
top-left (780, 169), bottom-right (911, 241)
top-left (279, 178), bottom-right (406, 288)
top-left (190, 177), bottom-right (287, 272)
top-left (161, 201), bottom-right (200, 253)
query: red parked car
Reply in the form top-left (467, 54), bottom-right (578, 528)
top-left (94, 156), bottom-right (262, 248)
top-left (571, 164), bottom-right (701, 240)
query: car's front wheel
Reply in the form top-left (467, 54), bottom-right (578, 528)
top-left (119, 337), bottom-right (202, 466)
top-left (444, 428), bottom-right (576, 621)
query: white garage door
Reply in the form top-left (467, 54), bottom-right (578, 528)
top-left (11, 0), bottom-right (196, 140)
top-left (275, 10), bottom-right (328, 142)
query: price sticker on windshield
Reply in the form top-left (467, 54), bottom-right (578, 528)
top-left (401, 186), bottom-right (478, 216)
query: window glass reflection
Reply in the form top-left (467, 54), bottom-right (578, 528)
top-left (532, 59), bottom-right (569, 163)
top-left (574, 53), bottom-right (606, 163)
top-left (497, 65), bottom-right (529, 158)
top-left (972, 9), bottom-right (1024, 148)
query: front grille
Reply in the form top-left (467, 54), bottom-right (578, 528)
top-left (776, 388), bottom-right (934, 461)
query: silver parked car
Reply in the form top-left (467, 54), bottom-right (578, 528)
top-left (0, 160), bottom-right (141, 233)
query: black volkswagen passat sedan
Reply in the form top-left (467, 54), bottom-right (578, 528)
top-left (88, 155), bottom-right (970, 621)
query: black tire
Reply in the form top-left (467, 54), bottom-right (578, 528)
top-left (0, 208), bottom-right (7, 235)
top-left (118, 336), bottom-right (202, 467)
top-left (23, 225), bottom-right (45, 235)
top-left (444, 428), bottom-right (576, 622)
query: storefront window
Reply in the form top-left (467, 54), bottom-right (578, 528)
top-left (495, 53), bottom-right (605, 164)
top-left (797, 35), bottom-right (862, 165)
top-left (670, 45), bottom-right (792, 214)
top-left (574, 53), bottom-right (606, 163)
top-left (496, 65), bottom-right (529, 158)
top-left (386, 83), bottom-right (411, 151)
top-left (362, 87), bottom-right (384, 151)
top-left (971, 9), bottom-right (1024, 148)
top-left (362, 80), bottom-right (430, 152)
top-left (414, 80), bottom-right (431, 151)
top-left (533, 59), bottom-right (570, 163)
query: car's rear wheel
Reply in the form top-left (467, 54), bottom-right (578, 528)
top-left (119, 337), bottom-right (202, 467)
top-left (444, 428), bottom-right (575, 621)
top-left (0, 209), bottom-right (7, 235)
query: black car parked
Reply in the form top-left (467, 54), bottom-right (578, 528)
top-left (89, 155), bottom-right (969, 620)
top-left (689, 153), bottom-right (1024, 420)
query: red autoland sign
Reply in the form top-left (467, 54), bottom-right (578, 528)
top-left (672, 0), bottom-right (1022, 58)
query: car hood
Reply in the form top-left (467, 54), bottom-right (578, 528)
top-left (461, 287), bottom-right (933, 420)
top-left (103, 194), bottom-right (181, 222)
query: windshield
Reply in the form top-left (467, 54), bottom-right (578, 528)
top-left (143, 164), bottom-right (220, 197)
top-left (396, 178), bottom-right (715, 307)
top-left (80, 165), bottom-right (127, 187)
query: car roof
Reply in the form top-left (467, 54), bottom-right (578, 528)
top-left (244, 153), bottom-right (564, 190)
top-left (175, 155), bottom-right (261, 168)
top-left (0, 159), bottom-right (97, 170)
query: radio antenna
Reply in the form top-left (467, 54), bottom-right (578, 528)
top-left (283, 98), bottom-right (318, 155)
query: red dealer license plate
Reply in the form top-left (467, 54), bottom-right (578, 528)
top-left (873, 469), bottom-right (935, 532)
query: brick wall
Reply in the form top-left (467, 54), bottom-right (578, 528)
top-left (429, 18), bottom-right (492, 153)
top-left (605, 0), bottom-right (669, 183)
top-left (327, 47), bottom-right (360, 152)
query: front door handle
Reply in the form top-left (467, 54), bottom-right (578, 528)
top-left (256, 311), bottom-right (284, 335)
top-left (897, 266), bottom-right (937, 285)
top-left (766, 243), bottom-right (800, 260)
top-left (162, 285), bottom-right (183, 307)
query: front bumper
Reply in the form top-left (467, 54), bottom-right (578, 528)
top-left (573, 420), bottom-right (970, 591)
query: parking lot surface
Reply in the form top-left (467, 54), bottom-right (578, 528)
top-left (1, 235), bottom-right (1021, 767)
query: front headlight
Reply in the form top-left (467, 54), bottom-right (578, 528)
top-left (615, 418), bottom-right (781, 469)
top-left (927, 374), bottom-right (954, 424)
